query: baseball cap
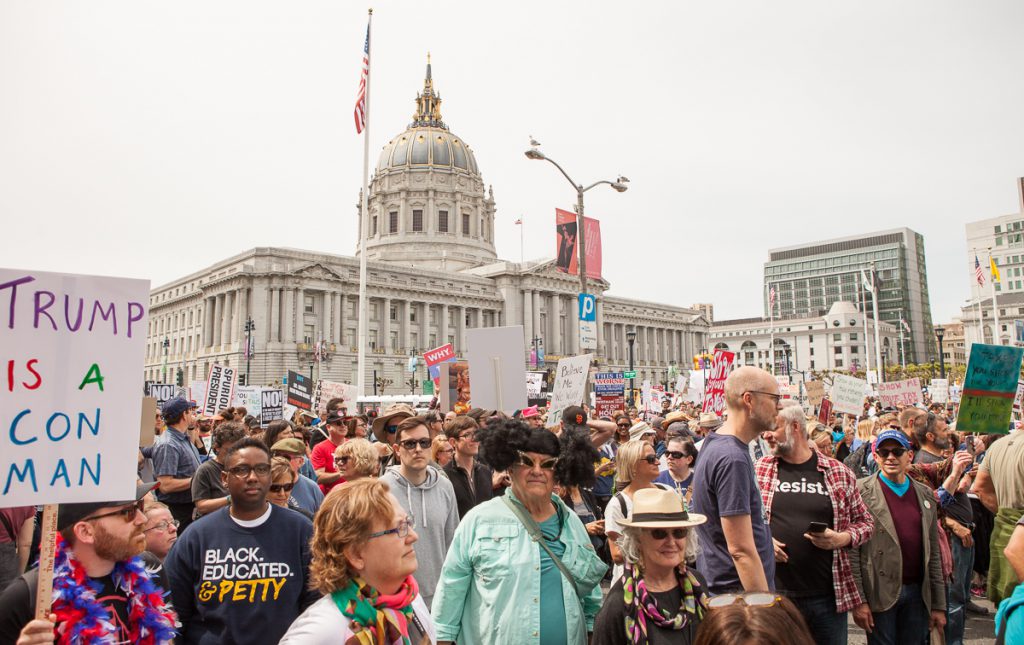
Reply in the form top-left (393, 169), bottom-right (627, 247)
top-left (874, 429), bottom-right (911, 451)
top-left (58, 481), bottom-right (157, 531)
top-left (161, 397), bottom-right (197, 419)
top-left (561, 405), bottom-right (588, 427)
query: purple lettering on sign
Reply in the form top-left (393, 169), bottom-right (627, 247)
top-left (0, 275), bottom-right (36, 329)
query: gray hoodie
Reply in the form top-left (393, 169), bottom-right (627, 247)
top-left (380, 464), bottom-right (460, 607)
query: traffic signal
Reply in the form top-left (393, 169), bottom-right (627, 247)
top-left (175, 369), bottom-right (184, 386)
top-left (238, 374), bottom-right (247, 386)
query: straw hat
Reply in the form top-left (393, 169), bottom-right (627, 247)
top-left (663, 410), bottom-right (691, 427)
top-left (628, 421), bottom-right (656, 442)
top-left (618, 488), bottom-right (707, 529)
top-left (371, 403), bottom-right (416, 442)
top-left (698, 412), bottom-right (724, 429)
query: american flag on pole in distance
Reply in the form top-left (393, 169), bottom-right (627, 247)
top-left (769, 284), bottom-right (776, 312)
top-left (975, 255), bottom-right (985, 286)
top-left (514, 218), bottom-right (522, 225)
top-left (900, 318), bottom-right (911, 334)
top-left (354, 24), bottom-right (369, 134)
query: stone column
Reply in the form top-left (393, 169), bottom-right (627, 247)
top-left (212, 294), bottom-right (223, 347)
top-left (548, 294), bottom-right (561, 355)
top-left (271, 288), bottom-right (281, 343)
top-left (456, 305), bottom-right (466, 351)
top-left (382, 297), bottom-right (392, 352)
top-left (420, 302), bottom-right (429, 350)
top-left (523, 289), bottom-right (533, 342)
top-left (224, 290), bottom-right (236, 346)
top-left (567, 295), bottom-right (579, 354)
top-left (401, 300), bottom-right (412, 351)
top-left (335, 293), bottom-right (344, 345)
top-left (204, 296), bottom-right (215, 347)
top-left (283, 288), bottom-right (294, 343)
top-left (595, 298), bottom-right (604, 358)
top-left (322, 291), bottom-right (332, 342)
top-left (440, 303), bottom-right (450, 346)
top-left (296, 288), bottom-right (306, 342)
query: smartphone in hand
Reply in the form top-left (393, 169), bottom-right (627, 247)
top-left (807, 522), bottom-right (828, 534)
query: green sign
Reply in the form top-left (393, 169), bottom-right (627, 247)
top-left (624, 370), bottom-right (637, 379)
top-left (958, 343), bottom-right (1024, 434)
top-left (422, 379), bottom-right (434, 395)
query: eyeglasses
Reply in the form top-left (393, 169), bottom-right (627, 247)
top-left (664, 451), bottom-right (688, 460)
top-left (369, 516), bottom-right (414, 540)
top-left (746, 391), bottom-right (782, 403)
top-left (438, 447), bottom-right (455, 454)
top-left (641, 455), bottom-right (659, 465)
top-left (227, 463), bottom-right (272, 478)
top-left (707, 593), bottom-right (783, 609)
top-left (647, 527), bottom-right (689, 540)
top-left (83, 499), bottom-right (146, 523)
top-left (517, 452), bottom-right (558, 470)
top-left (399, 438), bottom-right (432, 451)
top-left (457, 432), bottom-right (477, 441)
top-left (143, 519), bottom-right (180, 533)
top-left (334, 456), bottom-right (351, 466)
top-left (876, 447), bottom-right (908, 459)
top-left (269, 482), bottom-right (295, 493)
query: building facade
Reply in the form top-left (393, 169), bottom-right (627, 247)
top-left (763, 227), bottom-right (934, 363)
top-left (934, 320), bottom-right (966, 369)
top-left (144, 63), bottom-right (710, 392)
top-left (710, 301), bottom-right (900, 376)
top-left (964, 178), bottom-right (1024, 302)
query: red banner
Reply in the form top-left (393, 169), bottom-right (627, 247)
top-left (555, 208), bottom-right (602, 280)
top-left (596, 395), bottom-right (625, 418)
top-left (702, 350), bottom-right (735, 415)
top-left (818, 399), bottom-right (833, 424)
top-left (423, 343), bottom-right (455, 368)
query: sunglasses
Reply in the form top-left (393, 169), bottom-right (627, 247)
top-left (227, 464), bottom-right (272, 478)
top-left (707, 593), bottom-right (783, 609)
top-left (334, 456), bottom-right (351, 466)
top-left (517, 452), bottom-right (558, 470)
top-left (399, 438), bottom-right (432, 451)
top-left (269, 482), bottom-right (295, 493)
top-left (143, 519), bottom-right (180, 533)
top-left (648, 527), bottom-right (689, 540)
top-left (83, 499), bottom-right (146, 523)
top-left (616, 423), bottom-right (631, 429)
top-left (664, 451), bottom-right (687, 460)
top-left (641, 455), bottom-right (659, 465)
top-left (876, 447), bottom-right (908, 459)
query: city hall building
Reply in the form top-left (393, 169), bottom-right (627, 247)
top-left (144, 63), bottom-right (711, 392)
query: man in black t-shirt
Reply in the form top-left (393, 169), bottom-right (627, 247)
top-left (755, 402), bottom-right (875, 645)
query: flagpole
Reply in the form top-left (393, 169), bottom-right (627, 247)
top-left (898, 309), bottom-right (907, 370)
top-left (768, 283), bottom-right (775, 375)
top-left (520, 217), bottom-right (524, 264)
top-left (356, 9), bottom-right (373, 396)
top-left (860, 274), bottom-right (871, 377)
top-left (870, 261), bottom-right (883, 383)
top-left (990, 247), bottom-right (1000, 346)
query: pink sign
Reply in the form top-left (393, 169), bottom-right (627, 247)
top-left (554, 208), bottom-right (602, 280)
top-left (424, 343), bottom-right (456, 368)
top-left (702, 350), bottom-right (735, 415)
top-left (878, 378), bottom-right (922, 408)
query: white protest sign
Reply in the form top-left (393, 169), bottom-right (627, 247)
top-left (147, 383), bottom-right (177, 405)
top-left (526, 372), bottom-right (545, 398)
top-left (0, 268), bottom-right (149, 505)
top-left (313, 380), bottom-right (359, 417)
top-left (466, 325), bottom-right (528, 412)
top-left (189, 381), bottom-right (207, 409)
top-left (930, 379), bottom-right (949, 404)
top-left (878, 378), bottom-right (922, 408)
top-left (1015, 380), bottom-right (1024, 414)
top-left (832, 374), bottom-right (868, 416)
top-left (203, 364), bottom-right (237, 416)
top-left (232, 386), bottom-right (263, 418)
top-left (546, 354), bottom-right (593, 428)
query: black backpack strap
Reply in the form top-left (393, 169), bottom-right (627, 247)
top-left (616, 492), bottom-right (627, 518)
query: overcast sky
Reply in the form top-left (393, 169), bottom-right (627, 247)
top-left (2, 1), bottom-right (1022, 324)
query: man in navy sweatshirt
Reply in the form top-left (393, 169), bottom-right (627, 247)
top-left (165, 437), bottom-right (320, 644)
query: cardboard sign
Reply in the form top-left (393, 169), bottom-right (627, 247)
top-left (805, 381), bottom-right (825, 406)
top-left (466, 325), bottom-right (528, 413)
top-left (702, 350), bottom-right (735, 415)
top-left (423, 343), bottom-right (456, 368)
top-left (818, 398), bottom-right (833, 424)
top-left (831, 374), bottom-right (868, 416)
top-left (546, 354), bottom-right (594, 428)
top-left (313, 380), bottom-right (359, 416)
top-left (139, 397), bottom-right (159, 448)
top-left (260, 388), bottom-right (284, 425)
top-left (203, 364), bottom-right (237, 416)
top-left (959, 343), bottom-right (1024, 434)
top-left (286, 370), bottom-right (313, 410)
top-left (0, 268), bottom-right (149, 505)
top-left (930, 379), bottom-right (949, 404)
top-left (878, 378), bottom-right (922, 408)
top-left (147, 383), bottom-right (177, 405)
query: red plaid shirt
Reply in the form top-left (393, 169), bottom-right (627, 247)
top-left (755, 449), bottom-right (875, 613)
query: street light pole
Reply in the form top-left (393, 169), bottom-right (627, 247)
top-left (244, 316), bottom-right (256, 386)
top-left (935, 326), bottom-right (946, 379)
top-left (627, 329), bottom-right (637, 408)
top-left (162, 337), bottom-right (169, 382)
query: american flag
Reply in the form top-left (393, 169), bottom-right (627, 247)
top-left (900, 318), bottom-right (911, 334)
top-left (768, 284), bottom-right (776, 312)
top-left (514, 218), bottom-right (522, 225)
top-left (354, 24), bottom-right (369, 134)
top-left (975, 255), bottom-right (985, 286)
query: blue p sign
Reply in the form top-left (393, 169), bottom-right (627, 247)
top-left (578, 293), bottom-right (596, 322)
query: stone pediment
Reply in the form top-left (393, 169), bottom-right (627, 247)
top-left (292, 262), bottom-right (345, 281)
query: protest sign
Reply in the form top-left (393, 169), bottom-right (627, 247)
top-left (957, 343), bottom-right (1024, 434)
top-left (423, 343), bottom-right (456, 368)
top-left (260, 388), bottom-right (284, 425)
top-left (147, 383), bottom-right (177, 405)
top-left (313, 380), bottom-right (359, 416)
top-left (930, 379), bottom-right (949, 404)
top-left (232, 385), bottom-right (263, 418)
top-left (878, 378), bottom-right (922, 408)
top-left (702, 350), bottom-right (735, 415)
top-left (0, 268), bottom-right (148, 506)
top-left (139, 397), bottom-right (159, 448)
top-left (818, 398), bottom-right (833, 424)
top-left (596, 396), bottom-right (624, 418)
top-left (594, 372), bottom-right (626, 395)
top-left (189, 381), bottom-right (207, 408)
top-left (286, 370), bottom-right (313, 410)
top-left (467, 326), bottom-right (528, 412)
top-left (805, 381), bottom-right (825, 407)
top-left (546, 354), bottom-right (593, 428)
top-left (831, 374), bottom-right (868, 416)
top-left (203, 364), bottom-right (237, 416)
top-left (526, 371), bottom-right (545, 398)
top-left (1015, 380), bottom-right (1024, 414)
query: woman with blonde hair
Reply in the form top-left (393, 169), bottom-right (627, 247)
top-left (267, 456), bottom-right (312, 520)
top-left (334, 438), bottom-right (380, 483)
top-left (280, 479), bottom-right (434, 643)
top-left (430, 435), bottom-right (454, 468)
top-left (605, 439), bottom-right (670, 583)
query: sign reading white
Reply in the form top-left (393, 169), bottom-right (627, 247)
top-left (203, 364), bottom-right (236, 416)
top-left (0, 268), bottom-right (149, 505)
top-left (878, 378), bottom-right (922, 408)
top-left (546, 354), bottom-right (593, 428)
top-left (930, 379), bottom-right (949, 404)
top-left (831, 374), bottom-right (868, 416)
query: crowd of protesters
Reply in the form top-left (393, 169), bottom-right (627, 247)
top-left (2, 368), bottom-right (1024, 644)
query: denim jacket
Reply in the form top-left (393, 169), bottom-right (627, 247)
top-left (431, 489), bottom-right (607, 644)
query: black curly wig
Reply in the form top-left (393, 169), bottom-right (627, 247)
top-left (477, 418), bottom-right (599, 489)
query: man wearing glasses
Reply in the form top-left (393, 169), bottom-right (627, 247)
top-left (381, 416), bottom-right (459, 609)
top-left (443, 416), bottom-right (496, 519)
top-left (0, 482), bottom-right (176, 644)
top-left (165, 437), bottom-right (318, 645)
top-left (692, 366), bottom-right (780, 596)
top-left (153, 396), bottom-right (204, 531)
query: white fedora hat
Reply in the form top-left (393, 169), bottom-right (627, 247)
top-left (618, 488), bottom-right (707, 529)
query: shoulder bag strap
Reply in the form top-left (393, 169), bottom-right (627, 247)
top-left (501, 496), bottom-right (585, 601)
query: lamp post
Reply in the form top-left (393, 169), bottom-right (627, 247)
top-left (626, 329), bottom-right (637, 408)
top-left (244, 316), bottom-right (256, 386)
top-left (935, 325), bottom-right (946, 379)
top-left (525, 142), bottom-right (628, 296)
top-left (161, 337), bottom-right (170, 382)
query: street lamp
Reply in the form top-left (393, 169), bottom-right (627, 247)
top-left (244, 316), bottom-right (256, 386)
top-left (935, 325), bottom-right (946, 379)
top-left (626, 329), bottom-right (637, 408)
top-left (161, 337), bottom-right (170, 382)
top-left (525, 141), bottom-right (628, 296)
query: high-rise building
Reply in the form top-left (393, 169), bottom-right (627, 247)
top-left (763, 227), bottom-right (934, 363)
top-left (964, 178), bottom-right (1024, 303)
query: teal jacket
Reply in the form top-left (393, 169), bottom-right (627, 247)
top-left (996, 582), bottom-right (1024, 643)
top-left (430, 490), bottom-right (607, 644)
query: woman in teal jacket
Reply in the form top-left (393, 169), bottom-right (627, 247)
top-left (432, 419), bottom-right (608, 645)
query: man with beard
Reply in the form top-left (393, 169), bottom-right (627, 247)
top-left (691, 366), bottom-right (779, 594)
top-left (755, 401), bottom-right (874, 645)
top-left (0, 483), bottom-right (177, 644)
top-left (164, 437), bottom-right (318, 645)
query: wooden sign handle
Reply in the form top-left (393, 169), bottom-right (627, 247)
top-left (34, 504), bottom-right (59, 620)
